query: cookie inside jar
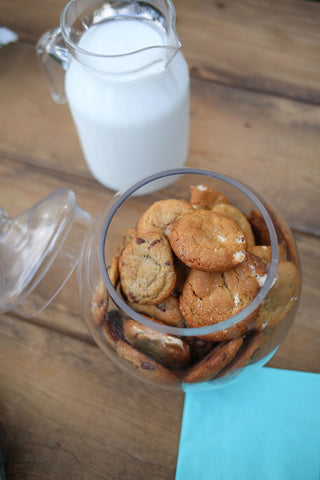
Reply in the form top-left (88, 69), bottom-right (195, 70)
top-left (91, 177), bottom-right (300, 388)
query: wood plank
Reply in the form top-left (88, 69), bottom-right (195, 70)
top-left (0, 43), bottom-right (87, 178)
top-left (0, 314), bottom-right (184, 479)
top-left (0, 303), bottom-right (318, 479)
top-left (0, 152), bottom-right (112, 220)
top-left (0, 0), bottom-right (64, 45)
top-left (0, 43), bottom-right (319, 234)
top-left (1, 0), bottom-right (320, 102)
top-left (175, 0), bottom-right (320, 104)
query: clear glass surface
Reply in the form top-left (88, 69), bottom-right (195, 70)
top-left (78, 168), bottom-right (301, 391)
top-left (0, 189), bottom-right (91, 318)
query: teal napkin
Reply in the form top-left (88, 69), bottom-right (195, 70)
top-left (176, 368), bottom-right (320, 480)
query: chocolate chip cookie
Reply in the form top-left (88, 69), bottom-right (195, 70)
top-left (255, 261), bottom-right (300, 331)
top-left (179, 253), bottom-right (267, 341)
top-left (119, 233), bottom-right (176, 305)
top-left (183, 337), bottom-right (243, 383)
top-left (126, 295), bottom-right (185, 327)
top-left (249, 242), bottom-right (288, 266)
top-left (123, 317), bottom-right (190, 368)
top-left (247, 209), bottom-right (270, 245)
top-left (216, 330), bottom-right (265, 379)
top-left (91, 280), bottom-right (108, 328)
top-left (213, 203), bottom-right (255, 248)
top-left (91, 255), bottom-right (119, 327)
top-left (166, 209), bottom-right (248, 273)
top-left (103, 312), bottom-right (179, 384)
top-left (115, 340), bottom-right (180, 384)
top-left (190, 184), bottom-right (230, 209)
top-left (137, 199), bottom-right (191, 236)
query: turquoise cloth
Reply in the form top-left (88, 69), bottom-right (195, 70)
top-left (176, 368), bottom-right (320, 480)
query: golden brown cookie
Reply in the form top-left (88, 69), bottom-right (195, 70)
top-left (249, 245), bottom-right (272, 265)
top-left (91, 280), bottom-right (108, 328)
top-left (91, 256), bottom-right (119, 327)
top-left (137, 199), bottom-right (191, 236)
top-left (189, 338), bottom-right (215, 362)
top-left (249, 242), bottom-right (288, 266)
top-left (166, 210), bottom-right (248, 273)
top-left (115, 280), bottom-right (125, 300)
top-left (103, 311), bottom-right (179, 384)
top-left (174, 256), bottom-right (190, 295)
top-left (108, 255), bottom-right (120, 287)
top-left (278, 241), bottom-right (289, 262)
top-left (115, 227), bottom-right (137, 256)
top-left (255, 261), bottom-right (300, 332)
top-left (123, 317), bottom-right (190, 368)
top-left (121, 227), bottom-right (137, 248)
top-left (115, 340), bottom-right (179, 385)
top-left (183, 337), bottom-right (243, 383)
top-left (179, 253), bottom-right (268, 341)
top-left (190, 185), bottom-right (230, 209)
top-left (216, 330), bottom-right (265, 379)
top-left (126, 295), bottom-right (185, 327)
top-left (247, 210), bottom-right (270, 245)
top-left (213, 203), bottom-right (255, 248)
top-left (102, 310), bottom-right (125, 349)
top-left (119, 233), bottom-right (176, 305)
top-left (279, 223), bottom-right (299, 265)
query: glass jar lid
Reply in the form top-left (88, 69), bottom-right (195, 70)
top-left (0, 188), bottom-right (91, 318)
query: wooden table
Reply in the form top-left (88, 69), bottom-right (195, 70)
top-left (0, 1), bottom-right (319, 478)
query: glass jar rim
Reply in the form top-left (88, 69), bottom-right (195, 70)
top-left (98, 167), bottom-right (279, 336)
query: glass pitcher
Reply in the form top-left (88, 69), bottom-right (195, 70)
top-left (36, 0), bottom-right (190, 193)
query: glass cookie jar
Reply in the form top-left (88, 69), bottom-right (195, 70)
top-left (78, 168), bottom-right (301, 391)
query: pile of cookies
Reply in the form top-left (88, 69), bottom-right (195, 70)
top-left (91, 184), bottom-right (300, 386)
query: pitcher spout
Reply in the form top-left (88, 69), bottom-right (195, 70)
top-left (163, 34), bottom-right (182, 68)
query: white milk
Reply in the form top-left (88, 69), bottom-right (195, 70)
top-left (65, 18), bottom-right (190, 192)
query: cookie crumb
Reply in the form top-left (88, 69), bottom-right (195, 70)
top-left (233, 251), bottom-right (246, 263)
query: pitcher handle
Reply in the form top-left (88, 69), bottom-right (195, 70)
top-left (36, 27), bottom-right (70, 104)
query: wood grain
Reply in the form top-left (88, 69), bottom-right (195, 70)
top-left (0, 314), bottom-right (184, 480)
top-left (0, 43), bottom-right (86, 178)
top-left (0, 43), bottom-right (319, 235)
top-left (1, 0), bottom-right (320, 103)
top-left (176, 0), bottom-right (320, 104)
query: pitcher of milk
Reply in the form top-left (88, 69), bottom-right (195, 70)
top-left (37, 0), bottom-right (190, 192)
